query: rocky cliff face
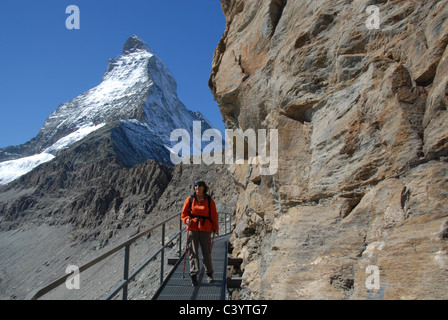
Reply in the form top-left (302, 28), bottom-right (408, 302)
top-left (210, 0), bottom-right (448, 299)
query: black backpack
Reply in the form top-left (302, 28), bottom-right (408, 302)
top-left (188, 194), bottom-right (213, 227)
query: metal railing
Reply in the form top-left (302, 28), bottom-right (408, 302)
top-left (26, 209), bottom-right (233, 300)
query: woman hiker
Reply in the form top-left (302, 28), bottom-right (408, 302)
top-left (181, 180), bottom-right (219, 286)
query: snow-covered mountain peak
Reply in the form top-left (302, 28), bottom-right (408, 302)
top-left (122, 35), bottom-right (155, 55)
top-left (0, 35), bottom-right (214, 185)
top-left (41, 35), bottom-right (181, 148)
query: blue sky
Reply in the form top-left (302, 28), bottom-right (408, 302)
top-left (0, 0), bottom-right (226, 148)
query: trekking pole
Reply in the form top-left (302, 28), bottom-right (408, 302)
top-left (182, 229), bottom-right (190, 278)
top-left (211, 231), bottom-right (215, 253)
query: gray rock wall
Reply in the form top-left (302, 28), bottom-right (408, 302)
top-left (210, 0), bottom-right (448, 299)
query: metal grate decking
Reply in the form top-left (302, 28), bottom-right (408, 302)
top-left (152, 234), bottom-right (231, 300)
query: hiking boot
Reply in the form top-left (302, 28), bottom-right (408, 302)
top-left (206, 273), bottom-right (215, 283)
top-left (191, 275), bottom-right (198, 286)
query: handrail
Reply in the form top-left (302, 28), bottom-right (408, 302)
top-left (26, 212), bottom-right (182, 300)
top-left (102, 224), bottom-right (185, 300)
top-left (26, 207), bottom-right (233, 300)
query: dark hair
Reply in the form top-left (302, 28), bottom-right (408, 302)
top-left (193, 180), bottom-right (209, 193)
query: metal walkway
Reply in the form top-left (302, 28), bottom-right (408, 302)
top-left (152, 233), bottom-right (231, 300)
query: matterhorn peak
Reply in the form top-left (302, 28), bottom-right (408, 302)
top-left (0, 35), bottom-right (213, 184)
top-left (122, 35), bottom-right (154, 55)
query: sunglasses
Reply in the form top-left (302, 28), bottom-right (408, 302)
top-left (194, 182), bottom-right (205, 187)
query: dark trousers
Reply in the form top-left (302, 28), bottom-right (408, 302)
top-left (188, 230), bottom-right (213, 277)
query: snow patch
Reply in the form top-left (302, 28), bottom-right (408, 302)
top-left (0, 123), bottom-right (106, 185)
top-left (0, 153), bottom-right (55, 185)
top-left (44, 123), bottom-right (106, 153)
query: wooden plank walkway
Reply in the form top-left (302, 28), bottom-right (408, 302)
top-left (152, 234), bottom-right (231, 300)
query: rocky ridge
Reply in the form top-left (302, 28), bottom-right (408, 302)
top-left (210, 0), bottom-right (448, 299)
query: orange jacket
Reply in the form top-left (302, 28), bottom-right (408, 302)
top-left (181, 195), bottom-right (219, 232)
